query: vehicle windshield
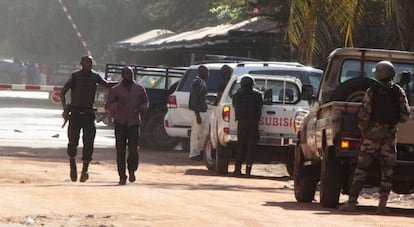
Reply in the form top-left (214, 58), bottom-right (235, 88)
top-left (178, 68), bottom-right (225, 92)
top-left (340, 59), bottom-right (414, 105)
top-left (250, 70), bottom-right (321, 93)
top-left (230, 78), bottom-right (300, 104)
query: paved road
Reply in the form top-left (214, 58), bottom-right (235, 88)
top-left (0, 91), bottom-right (114, 148)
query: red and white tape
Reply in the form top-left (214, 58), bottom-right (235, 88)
top-left (57, 0), bottom-right (92, 56)
top-left (0, 84), bottom-right (62, 91)
top-left (0, 84), bottom-right (63, 103)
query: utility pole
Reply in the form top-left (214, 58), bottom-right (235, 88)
top-left (57, 0), bottom-right (92, 56)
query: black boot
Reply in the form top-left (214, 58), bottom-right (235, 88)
top-left (79, 162), bottom-right (89, 182)
top-left (69, 158), bottom-right (77, 182)
top-left (231, 163), bottom-right (242, 177)
top-left (246, 165), bottom-right (252, 177)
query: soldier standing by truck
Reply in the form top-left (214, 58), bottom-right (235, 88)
top-left (60, 56), bottom-right (110, 183)
top-left (231, 75), bottom-right (263, 176)
top-left (339, 61), bottom-right (411, 215)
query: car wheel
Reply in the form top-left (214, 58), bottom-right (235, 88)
top-left (144, 112), bottom-right (180, 150)
top-left (294, 143), bottom-right (318, 202)
top-left (203, 135), bottom-right (216, 171)
top-left (181, 138), bottom-right (190, 153)
top-left (102, 116), bottom-right (114, 127)
top-left (319, 145), bottom-right (344, 208)
top-left (215, 143), bottom-right (229, 175)
top-left (285, 145), bottom-right (295, 178)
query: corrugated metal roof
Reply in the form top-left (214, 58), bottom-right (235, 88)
top-left (113, 29), bottom-right (175, 49)
top-left (117, 17), bottom-right (278, 52)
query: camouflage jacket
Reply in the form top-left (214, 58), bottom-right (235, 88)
top-left (358, 83), bottom-right (411, 139)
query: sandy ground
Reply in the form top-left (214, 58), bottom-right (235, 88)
top-left (0, 146), bottom-right (413, 227)
top-left (0, 93), bottom-right (412, 226)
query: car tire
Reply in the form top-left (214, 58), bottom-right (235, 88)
top-left (181, 138), bottom-right (190, 153)
top-left (285, 145), bottom-right (295, 178)
top-left (144, 112), bottom-right (180, 150)
top-left (320, 145), bottom-right (344, 208)
top-left (331, 77), bottom-right (377, 102)
top-left (215, 143), bottom-right (229, 175)
top-left (102, 115), bottom-right (114, 127)
top-left (203, 135), bottom-right (216, 171)
top-left (294, 143), bottom-right (318, 202)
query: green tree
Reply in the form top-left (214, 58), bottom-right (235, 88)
top-left (209, 0), bottom-right (414, 66)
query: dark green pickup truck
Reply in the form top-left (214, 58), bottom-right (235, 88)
top-left (94, 64), bottom-right (186, 150)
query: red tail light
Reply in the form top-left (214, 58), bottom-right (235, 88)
top-left (164, 120), bottom-right (169, 127)
top-left (222, 105), bottom-right (230, 122)
top-left (340, 139), bottom-right (361, 150)
top-left (167, 95), bottom-right (177, 108)
top-left (223, 127), bottom-right (229, 134)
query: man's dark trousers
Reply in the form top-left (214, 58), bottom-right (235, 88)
top-left (67, 110), bottom-right (96, 162)
top-left (114, 122), bottom-right (139, 179)
top-left (236, 119), bottom-right (259, 166)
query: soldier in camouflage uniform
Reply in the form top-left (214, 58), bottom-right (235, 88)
top-left (339, 61), bottom-right (411, 215)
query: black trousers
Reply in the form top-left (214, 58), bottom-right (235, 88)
top-left (236, 119), bottom-right (259, 166)
top-left (67, 111), bottom-right (96, 162)
top-left (114, 122), bottom-right (140, 179)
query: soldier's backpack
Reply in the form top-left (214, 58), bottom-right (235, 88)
top-left (370, 83), bottom-right (401, 126)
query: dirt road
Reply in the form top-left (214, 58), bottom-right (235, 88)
top-left (0, 146), bottom-right (413, 227)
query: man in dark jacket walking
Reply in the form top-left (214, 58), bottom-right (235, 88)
top-left (232, 75), bottom-right (263, 176)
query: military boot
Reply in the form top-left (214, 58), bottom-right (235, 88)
top-left (339, 201), bottom-right (357, 212)
top-left (69, 158), bottom-right (77, 182)
top-left (376, 198), bottom-right (390, 215)
top-left (79, 162), bottom-right (89, 182)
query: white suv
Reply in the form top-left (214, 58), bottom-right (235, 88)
top-left (205, 72), bottom-right (322, 176)
top-left (164, 62), bottom-right (322, 151)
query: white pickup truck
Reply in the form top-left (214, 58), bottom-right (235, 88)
top-left (204, 66), bottom-right (322, 176)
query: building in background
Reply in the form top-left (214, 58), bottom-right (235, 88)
top-left (113, 17), bottom-right (283, 66)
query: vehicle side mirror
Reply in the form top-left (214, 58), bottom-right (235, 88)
top-left (302, 84), bottom-right (315, 104)
top-left (206, 94), bottom-right (218, 106)
top-left (263, 89), bottom-right (273, 105)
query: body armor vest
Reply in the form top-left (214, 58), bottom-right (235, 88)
top-left (70, 71), bottom-right (98, 108)
top-left (370, 84), bottom-right (401, 126)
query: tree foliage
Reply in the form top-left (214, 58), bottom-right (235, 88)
top-left (0, 0), bottom-right (218, 65)
top-left (1, 0), bottom-right (413, 68)
top-left (209, 0), bottom-right (413, 66)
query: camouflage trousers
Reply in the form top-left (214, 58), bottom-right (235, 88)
top-left (348, 135), bottom-right (396, 202)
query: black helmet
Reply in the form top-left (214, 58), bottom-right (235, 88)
top-left (240, 75), bottom-right (255, 87)
top-left (375, 61), bottom-right (396, 81)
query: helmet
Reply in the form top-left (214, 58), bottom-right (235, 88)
top-left (375, 61), bottom-right (396, 81)
top-left (240, 75), bottom-right (255, 87)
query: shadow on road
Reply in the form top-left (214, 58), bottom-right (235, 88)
top-left (184, 168), bottom-right (291, 181)
top-left (0, 146), bottom-right (206, 167)
top-left (263, 201), bottom-right (414, 217)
